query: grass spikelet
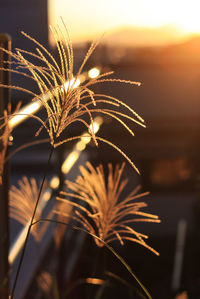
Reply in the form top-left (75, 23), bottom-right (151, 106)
top-left (9, 176), bottom-right (52, 241)
top-left (0, 20), bottom-right (144, 172)
top-left (55, 162), bottom-right (160, 255)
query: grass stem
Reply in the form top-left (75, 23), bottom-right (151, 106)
top-left (10, 145), bottom-right (54, 299)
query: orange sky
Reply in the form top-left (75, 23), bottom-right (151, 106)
top-left (49, 0), bottom-right (200, 44)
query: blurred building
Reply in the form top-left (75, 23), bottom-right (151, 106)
top-left (84, 39), bottom-right (200, 296)
top-left (0, 0), bottom-right (49, 49)
top-left (0, 0), bottom-right (49, 101)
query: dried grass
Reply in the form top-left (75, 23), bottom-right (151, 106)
top-left (0, 19), bottom-right (144, 173)
top-left (9, 176), bottom-right (53, 241)
top-left (55, 162), bottom-right (160, 255)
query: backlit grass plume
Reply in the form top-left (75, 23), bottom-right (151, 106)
top-left (9, 176), bottom-right (53, 241)
top-left (0, 19), bottom-right (144, 173)
top-left (55, 162), bottom-right (160, 255)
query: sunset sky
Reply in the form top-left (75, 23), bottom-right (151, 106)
top-left (49, 0), bottom-right (200, 44)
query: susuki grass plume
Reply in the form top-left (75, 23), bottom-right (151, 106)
top-left (55, 162), bottom-right (160, 255)
top-left (0, 18), bottom-right (144, 173)
top-left (9, 176), bottom-right (53, 241)
top-left (2, 20), bottom-right (152, 298)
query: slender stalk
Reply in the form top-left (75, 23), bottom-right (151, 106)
top-left (31, 219), bottom-right (151, 299)
top-left (10, 145), bottom-right (54, 299)
top-left (86, 246), bottom-right (101, 299)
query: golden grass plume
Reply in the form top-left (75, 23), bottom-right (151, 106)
top-left (9, 176), bottom-right (53, 241)
top-left (55, 162), bottom-right (160, 255)
top-left (0, 19), bottom-right (144, 173)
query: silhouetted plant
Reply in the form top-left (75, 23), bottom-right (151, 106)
top-left (0, 19), bottom-right (160, 299)
top-left (9, 176), bottom-right (54, 241)
top-left (55, 162), bottom-right (160, 254)
top-left (0, 19), bottom-right (143, 166)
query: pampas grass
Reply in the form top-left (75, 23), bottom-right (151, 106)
top-left (0, 18), bottom-right (143, 161)
top-left (0, 19), bottom-right (160, 299)
top-left (9, 176), bottom-right (53, 241)
top-left (55, 162), bottom-right (160, 255)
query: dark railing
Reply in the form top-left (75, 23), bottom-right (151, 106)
top-left (0, 33), bottom-right (11, 299)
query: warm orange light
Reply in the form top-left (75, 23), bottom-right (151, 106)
top-left (8, 99), bottom-right (42, 129)
top-left (61, 116), bottom-right (103, 174)
top-left (64, 77), bottom-right (81, 91)
top-left (89, 116), bottom-right (103, 133)
top-left (9, 76), bottom-right (83, 130)
top-left (86, 278), bottom-right (104, 285)
top-left (88, 67), bottom-right (100, 79)
top-left (61, 151), bottom-right (80, 174)
top-left (169, 2), bottom-right (200, 34)
top-left (50, 0), bottom-right (200, 46)
top-left (49, 176), bottom-right (60, 189)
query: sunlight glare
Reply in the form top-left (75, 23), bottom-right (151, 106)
top-left (51, 0), bottom-right (200, 44)
top-left (8, 100), bottom-right (42, 129)
top-left (88, 67), bottom-right (100, 79)
top-left (49, 176), bottom-right (60, 189)
top-left (64, 78), bottom-right (81, 92)
top-left (61, 151), bottom-right (80, 174)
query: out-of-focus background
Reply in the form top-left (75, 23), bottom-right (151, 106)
top-left (1, 0), bottom-right (200, 298)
